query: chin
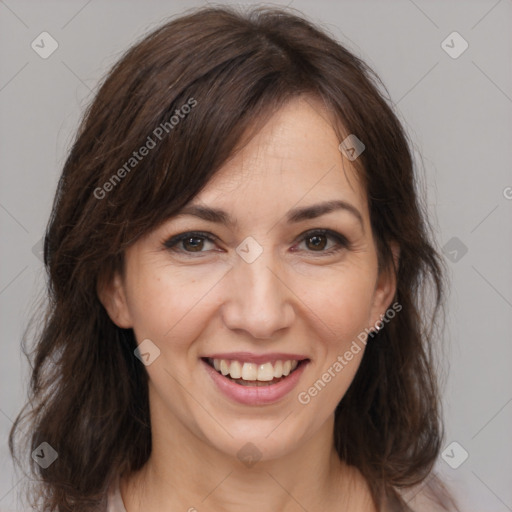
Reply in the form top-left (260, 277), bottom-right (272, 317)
top-left (196, 416), bottom-right (313, 465)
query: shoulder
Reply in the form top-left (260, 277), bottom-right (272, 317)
top-left (399, 489), bottom-right (438, 512)
top-left (397, 476), bottom-right (460, 512)
top-left (350, 470), bottom-right (460, 512)
top-left (106, 475), bottom-right (128, 512)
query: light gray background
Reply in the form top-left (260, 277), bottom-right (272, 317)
top-left (1, 1), bottom-right (511, 511)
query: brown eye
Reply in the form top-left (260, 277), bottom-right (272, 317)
top-left (293, 229), bottom-right (350, 256)
top-left (305, 234), bottom-right (328, 251)
top-left (182, 236), bottom-right (206, 252)
top-left (163, 231), bottom-right (218, 254)
top-left (163, 229), bottom-right (350, 258)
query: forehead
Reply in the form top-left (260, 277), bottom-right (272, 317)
top-left (191, 95), bottom-right (368, 219)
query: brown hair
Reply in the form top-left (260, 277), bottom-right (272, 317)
top-left (10, 5), bottom-right (458, 511)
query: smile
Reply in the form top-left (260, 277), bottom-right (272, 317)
top-left (205, 357), bottom-right (303, 386)
top-left (200, 354), bottom-right (310, 405)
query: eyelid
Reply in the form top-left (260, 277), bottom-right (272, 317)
top-left (162, 230), bottom-right (219, 250)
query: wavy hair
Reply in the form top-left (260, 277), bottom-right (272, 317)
top-left (9, 5), bottom-right (458, 511)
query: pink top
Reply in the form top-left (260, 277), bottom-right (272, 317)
top-left (106, 477), bottom-right (127, 512)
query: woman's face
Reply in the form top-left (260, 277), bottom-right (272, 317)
top-left (101, 95), bottom-right (397, 463)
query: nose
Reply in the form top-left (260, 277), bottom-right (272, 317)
top-left (221, 248), bottom-right (295, 340)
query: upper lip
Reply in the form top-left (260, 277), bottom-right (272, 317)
top-left (202, 352), bottom-right (310, 365)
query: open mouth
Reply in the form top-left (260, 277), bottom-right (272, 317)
top-left (202, 357), bottom-right (308, 387)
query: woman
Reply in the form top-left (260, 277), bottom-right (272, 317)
top-left (9, 5), bottom-right (460, 511)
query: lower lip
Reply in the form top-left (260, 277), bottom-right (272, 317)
top-left (201, 359), bottom-right (309, 405)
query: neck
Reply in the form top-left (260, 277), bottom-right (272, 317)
top-left (121, 391), bottom-right (373, 511)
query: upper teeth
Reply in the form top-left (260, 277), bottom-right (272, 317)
top-left (211, 359), bottom-right (299, 381)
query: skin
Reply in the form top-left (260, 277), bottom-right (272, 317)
top-left (99, 94), bottom-right (399, 512)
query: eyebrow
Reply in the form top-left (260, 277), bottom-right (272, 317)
top-left (176, 199), bottom-right (364, 231)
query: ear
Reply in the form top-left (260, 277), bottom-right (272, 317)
top-left (97, 270), bottom-right (133, 328)
top-left (369, 242), bottom-right (400, 328)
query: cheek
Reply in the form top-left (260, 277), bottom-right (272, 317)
top-left (301, 267), bottom-right (376, 347)
top-left (125, 265), bottom-right (222, 353)
top-left (294, 272), bottom-right (375, 414)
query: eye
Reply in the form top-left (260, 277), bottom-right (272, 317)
top-left (162, 229), bottom-right (350, 256)
top-left (292, 229), bottom-right (350, 255)
top-left (163, 231), bottom-right (218, 254)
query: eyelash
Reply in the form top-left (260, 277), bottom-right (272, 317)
top-left (162, 229), bottom-right (350, 257)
